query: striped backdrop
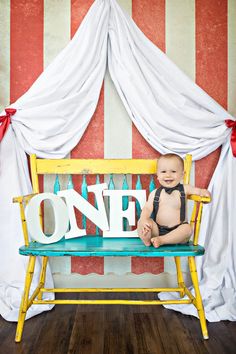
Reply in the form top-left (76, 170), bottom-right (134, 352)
top-left (0, 0), bottom-right (235, 279)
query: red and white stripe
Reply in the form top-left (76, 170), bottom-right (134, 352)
top-left (0, 0), bottom-right (235, 279)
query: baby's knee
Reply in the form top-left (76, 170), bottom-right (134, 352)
top-left (150, 220), bottom-right (159, 237)
top-left (184, 223), bottom-right (193, 237)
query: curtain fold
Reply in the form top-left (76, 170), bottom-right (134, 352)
top-left (0, 0), bottom-right (235, 322)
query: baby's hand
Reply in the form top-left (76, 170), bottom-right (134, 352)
top-left (200, 189), bottom-right (211, 198)
top-left (139, 219), bottom-right (152, 233)
top-left (142, 221), bottom-right (152, 232)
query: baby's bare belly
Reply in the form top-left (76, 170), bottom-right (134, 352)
top-left (156, 206), bottom-right (181, 227)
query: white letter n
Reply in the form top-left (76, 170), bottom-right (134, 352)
top-left (58, 183), bottom-right (109, 239)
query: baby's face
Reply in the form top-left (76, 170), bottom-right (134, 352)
top-left (157, 157), bottom-right (184, 188)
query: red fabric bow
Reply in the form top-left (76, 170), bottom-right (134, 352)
top-left (225, 119), bottom-right (236, 157)
top-left (0, 108), bottom-right (17, 142)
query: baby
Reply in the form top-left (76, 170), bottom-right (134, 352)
top-left (137, 153), bottom-right (211, 248)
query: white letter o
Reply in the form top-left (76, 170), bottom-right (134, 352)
top-left (25, 193), bottom-right (69, 244)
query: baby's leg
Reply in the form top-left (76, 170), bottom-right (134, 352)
top-left (137, 219), bottom-right (159, 246)
top-left (151, 223), bottom-right (192, 248)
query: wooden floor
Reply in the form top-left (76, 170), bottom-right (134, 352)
top-left (1, 293), bottom-right (236, 354)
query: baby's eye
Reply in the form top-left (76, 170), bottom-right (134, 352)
top-left (161, 170), bottom-right (166, 173)
top-left (172, 170), bottom-right (176, 173)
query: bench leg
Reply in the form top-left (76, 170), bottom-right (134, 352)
top-left (174, 256), bottom-right (185, 298)
top-left (37, 256), bottom-right (48, 300)
top-left (188, 256), bottom-right (208, 339)
top-left (15, 256), bottom-right (36, 343)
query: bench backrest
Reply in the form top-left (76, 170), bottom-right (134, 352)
top-left (30, 154), bottom-right (192, 193)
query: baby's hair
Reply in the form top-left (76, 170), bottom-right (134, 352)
top-left (158, 153), bottom-right (184, 170)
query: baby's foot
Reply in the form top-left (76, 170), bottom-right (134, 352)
top-left (140, 225), bottom-right (152, 246)
top-left (151, 236), bottom-right (162, 248)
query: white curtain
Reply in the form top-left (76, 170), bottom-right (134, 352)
top-left (0, 0), bottom-right (235, 322)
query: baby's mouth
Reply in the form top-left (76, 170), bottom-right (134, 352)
top-left (164, 179), bottom-right (174, 184)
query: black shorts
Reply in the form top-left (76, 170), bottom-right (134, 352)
top-left (157, 222), bottom-right (188, 236)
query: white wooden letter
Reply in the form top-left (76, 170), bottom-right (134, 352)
top-left (58, 183), bottom-right (109, 239)
top-left (103, 190), bottom-right (146, 237)
top-left (25, 193), bottom-right (69, 244)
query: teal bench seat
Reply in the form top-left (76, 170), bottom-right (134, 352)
top-left (19, 236), bottom-right (205, 257)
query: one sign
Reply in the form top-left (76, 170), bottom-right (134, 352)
top-left (25, 183), bottom-right (146, 244)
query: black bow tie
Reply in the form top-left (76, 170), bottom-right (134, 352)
top-left (163, 183), bottom-right (180, 194)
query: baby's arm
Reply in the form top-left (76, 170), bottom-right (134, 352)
top-left (137, 190), bottom-right (156, 246)
top-left (184, 184), bottom-right (211, 198)
top-left (138, 189), bottom-right (155, 229)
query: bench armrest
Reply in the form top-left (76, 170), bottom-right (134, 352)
top-left (188, 194), bottom-right (211, 245)
top-left (13, 193), bottom-right (38, 246)
top-left (187, 194), bottom-right (211, 204)
top-left (13, 193), bottom-right (38, 204)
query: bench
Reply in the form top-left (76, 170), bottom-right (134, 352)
top-left (14, 154), bottom-right (210, 342)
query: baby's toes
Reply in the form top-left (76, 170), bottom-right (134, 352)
top-left (151, 238), bottom-right (160, 248)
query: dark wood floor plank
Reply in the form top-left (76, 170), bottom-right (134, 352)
top-left (161, 308), bottom-right (197, 354)
top-left (32, 295), bottom-right (78, 354)
top-left (152, 308), bottom-right (181, 354)
top-left (204, 320), bottom-right (236, 354)
top-left (103, 306), bottom-right (128, 354)
top-left (178, 313), bottom-right (209, 354)
top-left (134, 312), bottom-right (166, 354)
top-left (181, 311), bottom-right (236, 354)
top-left (123, 312), bottom-right (139, 354)
top-left (67, 309), bottom-right (105, 354)
top-left (0, 312), bottom-right (48, 354)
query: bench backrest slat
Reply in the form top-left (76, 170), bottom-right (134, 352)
top-left (31, 154), bottom-right (192, 191)
top-left (35, 158), bottom-right (158, 175)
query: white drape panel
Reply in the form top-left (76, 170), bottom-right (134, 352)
top-left (198, 140), bottom-right (236, 321)
top-left (0, 0), bottom-right (235, 321)
top-left (0, 0), bottom-right (109, 321)
top-left (12, 0), bottom-right (109, 158)
top-left (108, 0), bottom-right (232, 158)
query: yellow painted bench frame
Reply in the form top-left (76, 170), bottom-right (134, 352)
top-left (14, 154), bottom-right (211, 342)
